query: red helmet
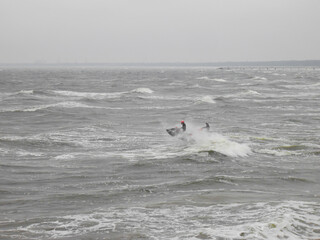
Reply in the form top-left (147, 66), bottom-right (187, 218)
top-left (181, 120), bottom-right (185, 124)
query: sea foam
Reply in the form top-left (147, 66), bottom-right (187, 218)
top-left (131, 88), bottom-right (154, 94)
top-left (15, 201), bottom-right (320, 239)
top-left (197, 76), bottom-right (227, 82)
top-left (196, 95), bottom-right (216, 104)
top-left (178, 123), bottom-right (251, 157)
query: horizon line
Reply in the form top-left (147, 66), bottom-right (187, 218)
top-left (1, 59), bottom-right (320, 67)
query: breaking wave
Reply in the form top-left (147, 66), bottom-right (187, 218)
top-left (184, 131), bottom-right (251, 157)
top-left (171, 123), bottom-right (251, 158)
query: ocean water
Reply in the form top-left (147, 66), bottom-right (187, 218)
top-left (0, 66), bottom-right (320, 240)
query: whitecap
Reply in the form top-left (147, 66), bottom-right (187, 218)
top-left (24, 102), bottom-right (98, 112)
top-left (54, 154), bottom-right (76, 160)
top-left (131, 88), bottom-right (154, 94)
top-left (16, 150), bottom-right (44, 157)
top-left (18, 90), bottom-right (34, 95)
top-left (253, 76), bottom-right (268, 80)
top-left (0, 101), bottom-right (114, 113)
top-left (15, 201), bottom-right (320, 239)
top-left (255, 148), bottom-right (301, 156)
top-left (222, 90), bottom-right (261, 100)
top-left (211, 78), bottom-right (227, 82)
top-left (52, 90), bottom-right (125, 100)
top-left (53, 101), bottom-right (98, 109)
top-left (0, 105), bottom-right (44, 113)
top-left (272, 73), bottom-right (287, 76)
top-left (0, 90), bottom-right (34, 100)
top-left (197, 76), bottom-right (227, 82)
top-left (197, 76), bottom-right (210, 80)
top-left (180, 125), bottom-right (251, 157)
top-left (243, 90), bottom-right (261, 96)
top-left (195, 96), bottom-right (216, 104)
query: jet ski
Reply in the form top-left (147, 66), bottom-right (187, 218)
top-left (166, 120), bottom-right (186, 137)
top-left (166, 121), bottom-right (209, 137)
top-left (166, 127), bottom-right (182, 136)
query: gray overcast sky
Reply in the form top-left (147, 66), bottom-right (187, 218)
top-left (1, 0), bottom-right (320, 63)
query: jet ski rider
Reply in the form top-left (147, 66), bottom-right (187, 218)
top-left (181, 120), bottom-right (186, 132)
top-left (201, 122), bottom-right (210, 131)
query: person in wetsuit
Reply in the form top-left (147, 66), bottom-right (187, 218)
top-left (201, 122), bottom-right (210, 131)
top-left (166, 120), bottom-right (186, 136)
top-left (181, 120), bottom-right (186, 132)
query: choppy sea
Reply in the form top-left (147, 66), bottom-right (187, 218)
top-left (0, 66), bottom-right (320, 240)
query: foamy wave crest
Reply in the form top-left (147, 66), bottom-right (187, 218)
top-left (0, 101), bottom-right (113, 113)
top-left (16, 150), bottom-right (44, 157)
top-left (0, 90), bottom-right (34, 100)
top-left (180, 124), bottom-right (251, 157)
top-left (238, 90), bottom-right (261, 96)
top-left (242, 90), bottom-right (261, 96)
top-left (0, 105), bottom-right (48, 113)
top-left (188, 133), bottom-right (251, 157)
top-left (256, 148), bottom-right (302, 157)
top-left (18, 90), bottom-right (34, 95)
top-left (253, 76), bottom-right (268, 80)
top-left (197, 76), bottom-right (227, 82)
top-left (197, 76), bottom-right (211, 80)
top-left (13, 201), bottom-right (320, 239)
top-left (52, 90), bottom-right (126, 100)
top-left (131, 88), bottom-right (154, 94)
top-left (54, 153), bottom-right (76, 160)
top-left (53, 101), bottom-right (102, 109)
top-left (32, 102), bottom-right (101, 111)
top-left (213, 78), bottom-right (227, 82)
top-left (195, 95), bottom-right (216, 104)
top-left (223, 90), bottom-right (261, 100)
